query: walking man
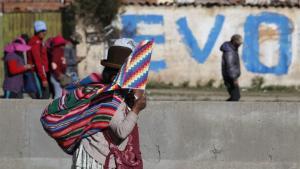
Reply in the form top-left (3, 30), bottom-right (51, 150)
top-left (28, 20), bottom-right (50, 99)
top-left (220, 34), bottom-right (243, 101)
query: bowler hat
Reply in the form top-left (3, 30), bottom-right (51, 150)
top-left (101, 38), bottom-right (136, 69)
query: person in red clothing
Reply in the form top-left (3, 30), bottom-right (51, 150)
top-left (27, 20), bottom-right (50, 99)
top-left (3, 37), bottom-right (34, 98)
top-left (49, 35), bottom-right (72, 98)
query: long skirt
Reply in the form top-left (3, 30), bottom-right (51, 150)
top-left (72, 144), bottom-right (104, 169)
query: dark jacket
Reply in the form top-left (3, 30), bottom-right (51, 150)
top-left (3, 53), bottom-right (26, 93)
top-left (64, 43), bottom-right (77, 74)
top-left (220, 42), bottom-right (241, 80)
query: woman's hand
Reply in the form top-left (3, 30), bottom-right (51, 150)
top-left (24, 64), bottom-right (34, 70)
top-left (132, 90), bottom-right (146, 115)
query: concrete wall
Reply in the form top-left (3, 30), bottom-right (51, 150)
top-left (0, 99), bottom-right (299, 169)
top-left (76, 6), bottom-right (300, 87)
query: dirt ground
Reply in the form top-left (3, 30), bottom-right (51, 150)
top-left (147, 88), bottom-right (300, 102)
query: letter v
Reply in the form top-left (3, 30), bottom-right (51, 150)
top-left (176, 15), bottom-right (225, 63)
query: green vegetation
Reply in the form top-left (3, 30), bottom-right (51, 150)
top-left (147, 77), bottom-right (300, 93)
top-left (62, 0), bottom-right (121, 38)
top-left (247, 76), bottom-right (299, 92)
top-left (250, 76), bottom-right (264, 89)
top-left (248, 85), bottom-right (300, 93)
top-left (147, 79), bottom-right (224, 91)
top-left (72, 0), bottom-right (121, 27)
top-left (147, 81), bottom-right (175, 89)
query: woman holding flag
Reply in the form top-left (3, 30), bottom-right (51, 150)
top-left (47, 38), bottom-right (155, 169)
top-left (41, 38), bottom-right (153, 169)
top-left (72, 38), bottom-right (147, 169)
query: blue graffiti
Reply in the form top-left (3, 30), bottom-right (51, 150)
top-left (150, 60), bottom-right (167, 73)
top-left (176, 15), bottom-right (225, 63)
top-left (121, 12), bottom-right (293, 76)
top-left (121, 14), bottom-right (167, 72)
top-left (121, 15), bottom-right (165, 44)
top-left (243, 12), bottom-right (293, 75)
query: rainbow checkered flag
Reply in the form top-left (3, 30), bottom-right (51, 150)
top-left (96, 39), bottom-right (154, 94)
top-left (113, 40), bottom-right (154, 90)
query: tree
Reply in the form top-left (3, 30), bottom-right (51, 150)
top-left (73, 0), bottom-right (121, 28)
top-left (62, 0), bottom-right (121, 39)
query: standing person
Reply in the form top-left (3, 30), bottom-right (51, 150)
top-left (49, 35), bottom-right (71, 98)
top-left (220, 34), bottom-right (243, 101)
top-left (65, 34), bottom-right (82, 82)
top-left (27, 20), bottom-right (50, 99)
top-left (72, 38), bottom-right (144, 169)
top-left (20, 34), bottom-right (30, 44)
top-left (3, 37), bottom-right (34, 98)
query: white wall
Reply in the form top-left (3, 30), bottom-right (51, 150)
top-left (76, 6), bottom-right (300, 87)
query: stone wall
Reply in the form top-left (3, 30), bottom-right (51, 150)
top-left (0, 99), bottom-right (299, 169)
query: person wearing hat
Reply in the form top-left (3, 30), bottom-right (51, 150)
top-left (220, 34), bottom-right (243, 101)
top-left (49, 35), bottom-right (72, 98)
top-left (27, 20), bottom-right (50, 99)
top-left (72, 38), bottom-right (144, 169)
top-left (3, 37), bottom-right (34, 98)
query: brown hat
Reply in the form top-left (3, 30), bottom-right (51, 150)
top-left (101, 38), bottom-right (136, 69)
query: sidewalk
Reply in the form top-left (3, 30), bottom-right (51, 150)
top-left (147, 89), bottom-right (300, 102)
top-left (0, 88), bottom-right (299, 102)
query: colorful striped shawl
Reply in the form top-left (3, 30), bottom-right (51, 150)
top-left (41, 40), bottom-right (154, 154)
top-left (41, 82), bottom-right (123, 154)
